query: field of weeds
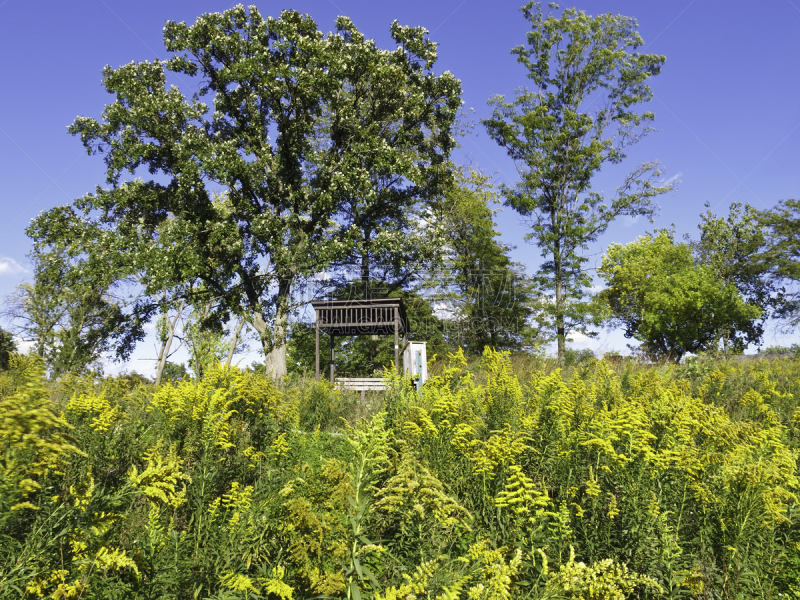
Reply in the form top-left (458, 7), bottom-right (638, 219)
top-left (1, 349), bottom-right (799, 599)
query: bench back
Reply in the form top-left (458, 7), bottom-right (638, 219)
top-left (335, 377), bottom-right (388, 391)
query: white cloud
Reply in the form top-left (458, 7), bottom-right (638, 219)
top-left (659, 172), bottom-right (682, 187)
top-left (0, 257), bottom-right (26, 276)
top-left (622, 215), bottom-right (641, 227)
top-left (567, 332), bottom-right (596, 350)
top-left (542, 328), bottom-right (636, 358)
top-left (432, 301), bottom-right (458, 320)
top-left (12, 336), bottom-right (34, 354)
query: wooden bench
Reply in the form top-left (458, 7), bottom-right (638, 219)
top-left (335, 377), bottom-right (388, 400)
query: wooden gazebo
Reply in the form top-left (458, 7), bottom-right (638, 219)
top-left (310, 298), bottom-right (408, 383)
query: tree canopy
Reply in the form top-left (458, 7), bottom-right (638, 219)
top-left (13, 3), bottom-right (795, 374)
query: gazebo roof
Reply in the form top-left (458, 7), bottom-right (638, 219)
top-left (310, 298), bottom-right (408, 337)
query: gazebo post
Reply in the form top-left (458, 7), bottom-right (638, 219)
top-left (329, 333), bottom-right (335, 384)
top-left (315, 312), bottom-right (320, 381)
top-left (394, 306), bottom-right (400, 375)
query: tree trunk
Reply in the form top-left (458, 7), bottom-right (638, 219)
top-left (361, 228), bottom-right (380, 367)
top-left (263, 312), bottom-right (287, 378)
top-left (224, 317), bottom-right (246, 370)
top-left (252, 313), bottom-right (270, 364)
top-left (556, 294), bottom-right (565, 365)
top-left (189, 301), bottom-right (214, 383)
top-left (254, 279), bottom-right (291, 379)
top-left (155, 301), bottom-right (184, 385)
top-left (554, 209), bottom-right (565, 365)
top-left (361, 227), bottom-right (372, 299)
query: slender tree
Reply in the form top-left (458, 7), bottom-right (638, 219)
top-left (483, 2), bottom-right (673, 363)
top-left (430, 168), bottom-right (540, 354)
top-left (153, 296), bottom-right (185, 386)
top-left (1, 247), bottom-right (132, 375)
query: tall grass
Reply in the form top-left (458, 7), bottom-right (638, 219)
top-left (0, 350), bottom-right (798, 599)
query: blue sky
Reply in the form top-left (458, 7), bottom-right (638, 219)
top-left (1, 0), bottom-right (799, 369)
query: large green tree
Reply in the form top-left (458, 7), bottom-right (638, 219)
top-left (757, 199), bottom-right (800, 326)
top-left (32, 6), bottom-right (461, 378)
top-left (598, 230), bottom-right (762, 362)
top-left (483, 2), bottom-right (673, 363)
top-left (693, 202), bottom-right (777, 352)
